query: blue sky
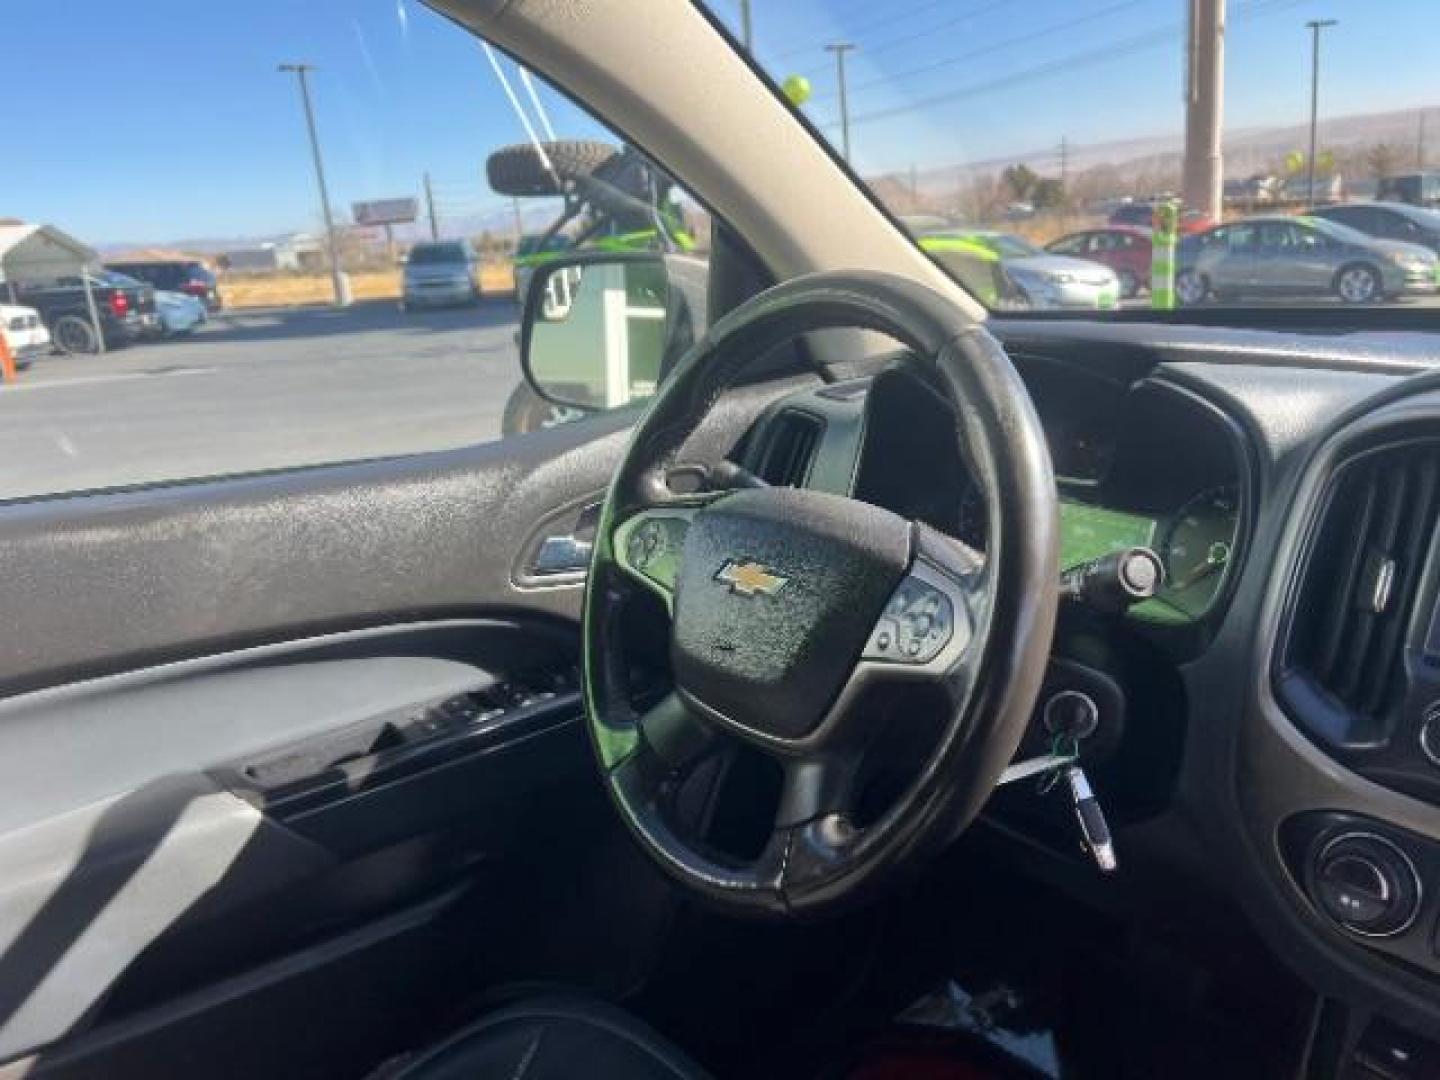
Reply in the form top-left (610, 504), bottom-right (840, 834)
top-left (7, 0), bottom-right (1436, 244)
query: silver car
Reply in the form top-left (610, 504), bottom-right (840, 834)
top-left (937, 230), bottom-right (1119, 310)
top-left (401, 240), bottom-right (481, 310)
top-left (1177, 215), bottom-right (1438, 305)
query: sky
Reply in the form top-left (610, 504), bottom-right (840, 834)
top-left (6, 0), bottom-right (1436, 245)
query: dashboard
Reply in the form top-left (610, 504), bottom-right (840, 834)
top-left (742, 352), bottom-right (1248, 636)
top-left (724, 323), bottom-right (1440, 1061)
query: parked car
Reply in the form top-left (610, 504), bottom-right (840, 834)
top-left (1309, 201), bottom-right (1440, 257)
top-left (1108, 202), bottom-right (1214, 234)
top-left (1278, 174), bottom-right (1345, 204)
top-left (401, 240), bottom-right (481, 310)
top-left (15, 273), bottom-right (159, 353)
top-left (1176, 215), bottom-right (1437, 305)
top-left (913, 231), bottom-right (1029, 311)
top-left (0, 302), bottom-right (51, 365)
top-left (119, 275), bottom-right (205, 338)
top-left (930, 230), bottom-right (1119, 309)
top-left (1045, 226), bottom-right (1151, 298)
top-left (105, 260), bottom-right (222, 312)
top-left (1375, 171), bottom-right (1440, 207)
top-left (1223, 175), bottom-right (1279, 206)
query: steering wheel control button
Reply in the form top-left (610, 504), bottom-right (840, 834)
top-left (619, 515), bottom-right (691, 594)
top-left (1311, 833), bottom-right (1421, 937)
top-left (865, 575), bottom-right (954, 665)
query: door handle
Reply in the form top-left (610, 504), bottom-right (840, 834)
top-left (532, 535), bottom-right (594, 575)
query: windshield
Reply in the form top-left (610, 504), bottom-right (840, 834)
top-left (705, 0), bottom-right (1440, 314)
top-left (406, 242), bottom-right (467, 264)
top-left (1303, 217), bottom-right (1377, 246)
top-left (973, 233), bottom-right (1045, 260)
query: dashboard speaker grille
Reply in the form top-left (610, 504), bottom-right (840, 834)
top-left (754, 409), bottom-right (822, 487)
top-left (1288, 440), bottom-right (1440, 729)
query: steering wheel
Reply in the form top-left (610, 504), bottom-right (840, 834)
top-left (582, 270), bottom-right (1058, 917)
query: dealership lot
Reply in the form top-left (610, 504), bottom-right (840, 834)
top-left (5, 290), bottom-right (1439, 503)
top-left (0, 300), bottom-right (525, 501)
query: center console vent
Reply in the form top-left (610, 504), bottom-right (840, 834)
top-left (1280, 438), bottom-right (1440, 750)
top-left (753, 408), bottom-right (823, 487)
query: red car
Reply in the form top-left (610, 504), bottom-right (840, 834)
top-left (1045, 226), bottom-right (1152, 298)
top-left (1107, 202), bottom-right (1215, 234)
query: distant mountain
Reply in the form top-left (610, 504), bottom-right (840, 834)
top-left (893, 103), bottom-right (1440, 194)
top-left (105, 202), bottom-right (562, 256)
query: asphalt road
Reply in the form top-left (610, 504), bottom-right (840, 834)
top-left (4, 291), bottom-right (1437, 503)
top-left (0, 300), bottom-right (526, 501)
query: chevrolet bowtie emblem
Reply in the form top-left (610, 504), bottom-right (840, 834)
top-left (715, 560), bottom-right (788, 597)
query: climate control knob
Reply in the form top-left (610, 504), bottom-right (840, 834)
top-left (1311, 833), bottom-right (1421, 938)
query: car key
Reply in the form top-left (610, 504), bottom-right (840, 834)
top-left (996, 747), bottom-right (1077, 787)
top-left (1065, 765), bottom-right (1117, 872)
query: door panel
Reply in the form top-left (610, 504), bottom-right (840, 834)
top-left (0, 379), bottom-right (792, 698)
top-left (0, 374), bottom-right (806, 1069)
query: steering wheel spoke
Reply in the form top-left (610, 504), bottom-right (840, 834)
top-left (775, 750), bottom-right (864, 829)
top-left (634, 691), bottom-right (718, 773)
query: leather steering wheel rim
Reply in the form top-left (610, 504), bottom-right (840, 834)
top-left (581, 269), bottom-right (1058, 918)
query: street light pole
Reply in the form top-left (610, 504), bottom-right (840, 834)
top-left (1304, 19), bottom-right (1337, 210)
top-left (279, 62), bottom-right (348, 306)
top-left (739, 0), bottom-right (753, 50)
top-left (826, 42), bottom-right (855, 163)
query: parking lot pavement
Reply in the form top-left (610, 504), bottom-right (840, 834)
top-left (4, 293), bottom-right (1437, 503)
top-left (0, 299), bottom-right (525, 501)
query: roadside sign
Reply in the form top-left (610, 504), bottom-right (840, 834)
top-left (352, 198), bottom-right (419, 226)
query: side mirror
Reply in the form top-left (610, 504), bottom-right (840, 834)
top-left (520, 252), bottom-right (706, 414)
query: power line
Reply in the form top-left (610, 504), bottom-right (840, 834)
top-left (788, 0), bottom-right (1013, 77)
top-left (850, 0), bottom-right (1012, 62)
top-left (810, 0), bottom-right (1147, 103)
top-left (765, 0), bottom-right (956, 63)
top-left (827, 0), bottom-right (1309, 132)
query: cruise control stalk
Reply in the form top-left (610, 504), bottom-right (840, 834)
top-left (1059, 546), bottom-right (1164, 614)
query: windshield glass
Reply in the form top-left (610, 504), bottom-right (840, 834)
top-left (704, 0), bottom-right (1440, 314)
top-left (1303, 217), bottom-right (1376, 246)
top-left (974, 233), bottom-right (1045, 260)
top-left (406, 242), bottom-right (466, 264)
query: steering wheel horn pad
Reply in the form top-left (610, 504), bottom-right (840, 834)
top-left (671, 486), bottom-right (910, 741)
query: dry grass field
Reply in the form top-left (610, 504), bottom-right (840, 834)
top-left (222, 264), bottom-right (516, 309)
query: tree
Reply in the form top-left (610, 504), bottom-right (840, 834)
top-left (1001, 163), bottom-right (1039, 202)
top-left (1366, 142), bottom-right (1402, 180)
top-left (1030, 176), bottom-right (1066, 210)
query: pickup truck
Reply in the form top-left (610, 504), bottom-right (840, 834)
top-left (14, 273), bottom-right (159, 354)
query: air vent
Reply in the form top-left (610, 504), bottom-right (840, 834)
top-left (754, 409), bottom-right (823, 487)
top-left (1283, 440), bottom-right (1440, 747)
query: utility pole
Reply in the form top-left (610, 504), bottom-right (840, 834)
top-left (739, 0), bottom-right (753, 50)
top-left (909, 163), bottom-right (919, 204)
top-left (1182, 0), bottom-right (1225, 222)
top-left (1418, 111), bottom-right (1427, 172)
top-left (1305, 19), bottom-right (1338, 209)
top-left (1058, 136), bottom-right (1070, 192)
top-left (278, 63), bottom-right (348, 306)
top-left (826, 42), bottom-right (855, 163)
top-left (511, 197), bottom-right (524, 246)
top-left (424, 172), bottom-right (439, 240)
